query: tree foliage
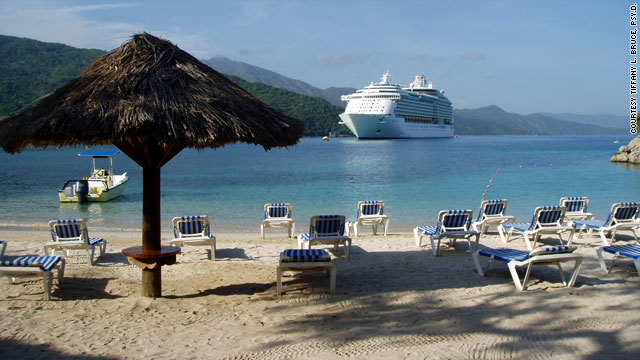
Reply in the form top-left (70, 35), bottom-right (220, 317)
top-left (0, 35), bottom-right (106, 116)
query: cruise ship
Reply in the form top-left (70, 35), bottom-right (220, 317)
top-left (338, 71), bottom-right (454, 139)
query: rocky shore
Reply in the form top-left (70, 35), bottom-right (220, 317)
top-left (611, 136), bottom-right (640, 164)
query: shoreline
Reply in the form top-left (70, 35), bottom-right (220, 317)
top-left (0, 227), bottom-right (639, 358)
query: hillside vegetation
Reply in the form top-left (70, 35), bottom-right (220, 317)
top-left (0, 35), bottom-right (625, 136)
top-left (0, 35), bottom-right (106, 116)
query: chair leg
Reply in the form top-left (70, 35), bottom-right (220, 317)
top-left (523, 232), bottom-right (534, 251)
top-left (345, 239), bottom-right (352, 259)
top-left (276, 266), bottom-right (283, 296)
top-left (43, 271), bottom-right (53, 301)
top-left (88, 246), bottom-right (96, 266)
top-left (384, 220), bottom-right (389, 236)
top-left (354, 224), bottom-right (359, 237)
top-left (596, 247), bottom-right (614, 273)
top-left (329, 266), bottom-right (336, 293)
top-left (508, 263), bottom-right (525, 291)
top-left (413, 228), bottom-right (422, 247)
top-left (634, 258), bottom-right (640, 277)
top-left (261, 224), bottom-right (265, 240)
top-left (472, 251), bottom-right (485, 276)
top-left (567, 257), bottom-right (583, 287)
top-left (498, 225), bottom-right (508, 243)
top-left (556, 262), bottom-right (567, 285)
top-left (430, 235), bottom-right (441, 256)
top-left (57, 258), bottom-right (66, 284)
top-left (371, 224), bottom-right (377, 235)
top-left (599, 230), bottom-right (611, 246)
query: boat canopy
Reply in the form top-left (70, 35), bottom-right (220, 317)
top-left (78, 150), bottom-right (121, 158)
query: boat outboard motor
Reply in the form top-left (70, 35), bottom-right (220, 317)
top-left (76, 180), bottom-right (89, 204)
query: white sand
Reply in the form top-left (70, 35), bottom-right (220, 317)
top-left (0, 226), bottom-right (639, 359)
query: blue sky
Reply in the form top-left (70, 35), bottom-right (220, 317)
top-left (0, 0), bottom-right (632, 116)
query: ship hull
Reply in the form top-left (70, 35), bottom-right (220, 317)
top-left (339, 113), bottom-right (453, 139)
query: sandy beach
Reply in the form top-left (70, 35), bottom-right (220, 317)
top-left (0, 225), bottom-right (639, 359)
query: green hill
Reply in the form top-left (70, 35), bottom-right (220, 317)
top-left (0, 35), bottom-right (625, 136)
top-left (0, 35), bottom-right (106, 116)
top-left (225, 75), bottom-right (349, 136)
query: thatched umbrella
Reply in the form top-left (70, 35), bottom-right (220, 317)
top-left (0, 33), bottom-right (304, 297)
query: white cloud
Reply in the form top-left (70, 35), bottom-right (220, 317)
top-left (0, 1), bottom-right (142, 50)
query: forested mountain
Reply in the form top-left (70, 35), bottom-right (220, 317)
top-left (0, 35), bottom-right (626, 137)
top-left (204, 56), bottom-right (355, 106)
top-left (454, 106), bottom-right (624, 135)
top-left (0, 35), bottom-right (106, 116)
top-left (226, 75), bottom-right (349, 136)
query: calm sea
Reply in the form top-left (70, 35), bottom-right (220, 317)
top-left (0, 135), bottom-right (638, 233)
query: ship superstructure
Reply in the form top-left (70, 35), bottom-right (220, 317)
top-left (338, 71), bottom-right (454, 139)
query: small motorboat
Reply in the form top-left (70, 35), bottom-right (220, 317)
top-left (59, 150), bottom-right (129, 203)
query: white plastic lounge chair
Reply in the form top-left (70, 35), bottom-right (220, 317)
top-left (44, 219), bottom-right (106, 266)
top-left (298, 215), bottom-right (352, 259)
top-left (261, 203), bottom-right (295, 239)
top-left (0, 242), bottom-right (65, 301)
top-left (276, 249), bottom-right (336, 296)
top-left (471, 199), bottom-right (516, 239)
top-left (573, 202), bottom-right (640, 246)
top-left (345, 200), bottom-right (389, 237)
top-left (170, 215), bottom-right (217, 261)
top-left (473, 245), bottom-right (583, 291)
top-left (560, 196), bottom-right (595, 222)
top-left (498, 206), bottom-right (574, 251)
top-left (596, 244), bottom-right (640, 276)
top-left (414, 209), bottom-right (480, 256)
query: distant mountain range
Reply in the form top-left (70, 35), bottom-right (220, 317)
top-left (0, 34), bottom-right (627, 136)
top-left (203, 57), bottom-right (355, 106)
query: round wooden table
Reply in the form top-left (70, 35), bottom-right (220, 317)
top-left (121, 246), bottom-right (181, 297)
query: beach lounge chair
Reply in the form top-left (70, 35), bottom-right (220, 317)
top-left (471, 199), bottom-right (516, 239)
top-left (170, 215), bottom-right (217, 261)
top-left (0, 242), bottom-right (65, 300)
top-left (573, 202), bottom-right (640, 246)
top-left (345, 200), bottom-right (389, 237)
top-left (44, 219), bottom-right (106, 266)
top-left (276, 249), bottom-right (336, 296)
top-left (298, 215), bottom-right (352, 259)
top-left (414, 209), bottom-right (480, 256)
top-left (596, 244), bottom-right (640, 277)
top-left (560, 196), bottom-right (595, 222)
top-left (261, 203), bottom-right (295, 239)
top-left (498, 206), bottom-right (574, 251)
top-left (472, 245), bottom-right (583, 291)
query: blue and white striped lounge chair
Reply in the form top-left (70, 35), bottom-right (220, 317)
top-left (560, 196), bottom-right (595, 222)
top-left (298, 215), bottom-right (352, 259)
top-left (44, 219), bottom-right (106, 266)
top-left (414, 209), bottom-right (480, 256)
top-left (498, 206), bottom-right (574, 251)
top-left (170, 215), bottom-right (217, 261)
top-left (596, 244), bottom-right (640, 277)
top-left (276, 249), bottom-right (336, 296)
top-left (261, 203), bottom-right (295, 239)
top-left (345, 200), bottom-right (389, 237)
top-left (0, 242), bottom-right (65, 300)
top-left (472, 245), bottom-right (583, 291)
top-left (471, 199), bottom-right (516, 239)
top-left (573, 202), bottom-right (640, 246)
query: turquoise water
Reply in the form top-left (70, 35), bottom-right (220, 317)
top-left (0, 135), bottom-right (638, 232)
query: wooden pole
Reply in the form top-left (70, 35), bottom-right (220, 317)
top-left (142, 167), bottom-right (161, 297)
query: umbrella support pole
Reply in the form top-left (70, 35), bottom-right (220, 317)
top-left (142, 266), bottom-right (162, 298)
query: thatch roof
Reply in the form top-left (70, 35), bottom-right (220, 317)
top-left (0, 33), bottom-right (304, 155)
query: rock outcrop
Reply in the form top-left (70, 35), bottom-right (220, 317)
top-left (611, 136), bottom-right (640, 164)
